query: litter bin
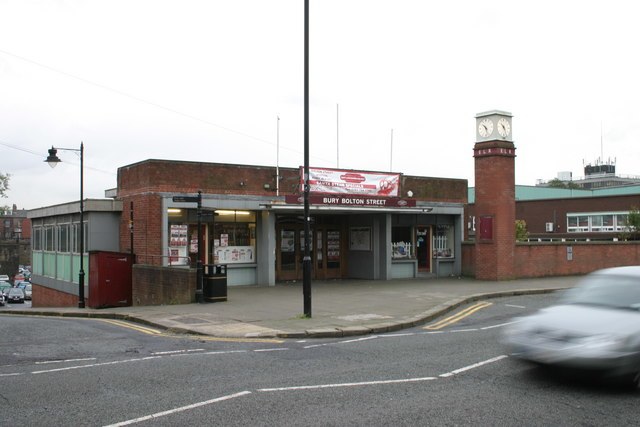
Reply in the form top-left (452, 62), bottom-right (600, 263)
top-left (203, 264), bottom-right (227, 302)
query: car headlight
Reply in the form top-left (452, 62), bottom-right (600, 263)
top-left (575, 334), bottom-right (628, 351)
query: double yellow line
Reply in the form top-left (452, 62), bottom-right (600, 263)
top-left (424, 301), bottom-right (493, 330)
top-left (98, 319), bottom-right (163, 335)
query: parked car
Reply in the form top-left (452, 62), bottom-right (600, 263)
top-left (0, 274), bottom-right (10, 282)
top-left (0, 282), bottom-right (11, 298)
top-left (0, 293), bottom-right (4, 306)
top-left (502, 266), bottom-right (640, 388)
top-left (5, 287), bottom-right (25, 304)
top-left (23, 284), bottom-right (32, 300)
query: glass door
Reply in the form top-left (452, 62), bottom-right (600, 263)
top-left (276, 225), bottom-right (314, 281)
top-left (277, 228), bottom-right (298, 281)
top-left (315, 227), bottom-right (344, 279)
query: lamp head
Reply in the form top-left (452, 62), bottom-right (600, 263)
top-left (45, 146), bottom-right (61, 168)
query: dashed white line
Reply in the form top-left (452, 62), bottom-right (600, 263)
top-left (254, 348), bottom-right (289, 352)
top-left (505, 304), bottom-right (526, 309)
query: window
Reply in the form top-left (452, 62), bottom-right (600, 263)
top-left (213, 210), bottom-right (257, 264)
top-left (57, 224), bottom-right (69, 253)
top-left (71, 222), bottom-right (87, 254)
top-left (33, 227), bottom-right (43, 251)
top-left (616, 214), bottom-right (629, 231)
top-left (435, 225), bottom-right (454, 258)
top-left (568, 212), bottom-right (630, 233)
top-left (392, 226), bottom-right (413, 258)
top-left (45, 226), bottom-right (55, 251)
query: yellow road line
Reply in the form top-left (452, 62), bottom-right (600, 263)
top-left (98, 319), bottom-right (163, 335)
top-left (424, 301), bottom-right (493, 330)
top-left (98, 319), bottom-right (284, 343)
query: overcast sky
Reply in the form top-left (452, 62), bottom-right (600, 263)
top-left (1, 0), bottom-right (639, 210)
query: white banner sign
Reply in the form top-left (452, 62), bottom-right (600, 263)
top-left (304, 167), bottom-right (400, 197)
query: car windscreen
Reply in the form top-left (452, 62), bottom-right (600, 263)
top-left (8, 289), bottom-right (24, 296)
top-left (560, 274), bottom-right (640, 310)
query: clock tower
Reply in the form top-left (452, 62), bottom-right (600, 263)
top-left (473, 110), bottom-right (516, 280)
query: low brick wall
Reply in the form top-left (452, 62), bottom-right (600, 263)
top-left (462, 240), bottom-right (640, 279)
top-left (31, 284), bottom-right (78, 307)
top-left (132, 265), bottom-right (196, 306)
top-left (514, 241), bottom-right (640, 278)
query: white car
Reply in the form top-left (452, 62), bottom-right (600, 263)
top-left (502, 266), bottom-right (640, 388)
top-left (0, 274), bottom-right (9, 282)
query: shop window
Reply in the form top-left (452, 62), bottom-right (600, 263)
top-left (392, 226), bottom-right (413, 259)
top-left (213, 210), bottom-right (256, 264)
top-left (435, 225), bottom-right (454, 258)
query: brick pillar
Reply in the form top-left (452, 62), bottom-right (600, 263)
top-left (474, 140), bottom-right (516, 280)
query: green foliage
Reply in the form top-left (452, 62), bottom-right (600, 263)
top-left (515, 219), bottom-right (529, 241)
top-left (625, 206), bottom-right (640, 240)
top-left (547, 178), bottom-right (580, 189)
top-left (0, 172), bottom-right (9, 198)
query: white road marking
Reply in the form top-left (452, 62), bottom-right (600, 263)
top-left (254, 348), bottom-right (289, 352)
top-left (304, 343), bottom-right (327, 349)
top-left (35, 357), bottom-right (97, 364)
top-left (32, 356), bottom-right (163, 374)
top-left (151, 349), bottom-right (204, 356)
top-left (505, 304), bottom-right (526, 309)
top-left (480, 321), bottom-right (518, 330)
top-left (258, 376), bottom-right (438, 392)
top-left (381, 333), bottom-right (416, 338)
top-left (337, 336), bottom-right (379, 344)
top-left (0, 372), bottom-right (23, 377)
top-left (103, 391), bottom-right (252, 427)
top-left (439, 355), bottom-right (508, 378)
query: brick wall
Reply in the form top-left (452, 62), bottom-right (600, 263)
top-left (514, 242), bottom-right (640, 277)
top-left (461, 240), bottom-right (640, 278)
top-left (31, 284), bottom-right (78, 307)
top-left (132, 264), bottom-right (196, 306)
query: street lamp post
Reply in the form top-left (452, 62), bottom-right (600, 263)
top-left (45, 142), bottom-right (85, 309)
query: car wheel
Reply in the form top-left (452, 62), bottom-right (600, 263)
top-left (632, 371), bottom-right (640, 390)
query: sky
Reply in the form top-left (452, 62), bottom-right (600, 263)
top-left (1, 0), bottom-right (640, 210)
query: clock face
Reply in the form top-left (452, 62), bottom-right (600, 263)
top-left (478, 118), bottom-right (494, 138)
top-left (497, 118), bottom-right (511, 137)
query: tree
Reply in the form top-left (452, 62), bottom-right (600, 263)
top-left (547, 178), bottom-right (580, 189)
top-left (515, 219), bottom-right (529, 241)
top-left (625, 206), bottom-right (640, 240)
top-left (0, 172), bottom-right (8, 198)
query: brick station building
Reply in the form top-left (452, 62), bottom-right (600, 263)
top-left (117, 160), bottom-right (468, 286)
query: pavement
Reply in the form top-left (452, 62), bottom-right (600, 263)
top-left (1, 276), bottom-right (580, 339)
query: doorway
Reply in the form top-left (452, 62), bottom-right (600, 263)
top-left (416, 226), bottom-right (431, 272)
top-left (276, 218), bottom-right (346, 281)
